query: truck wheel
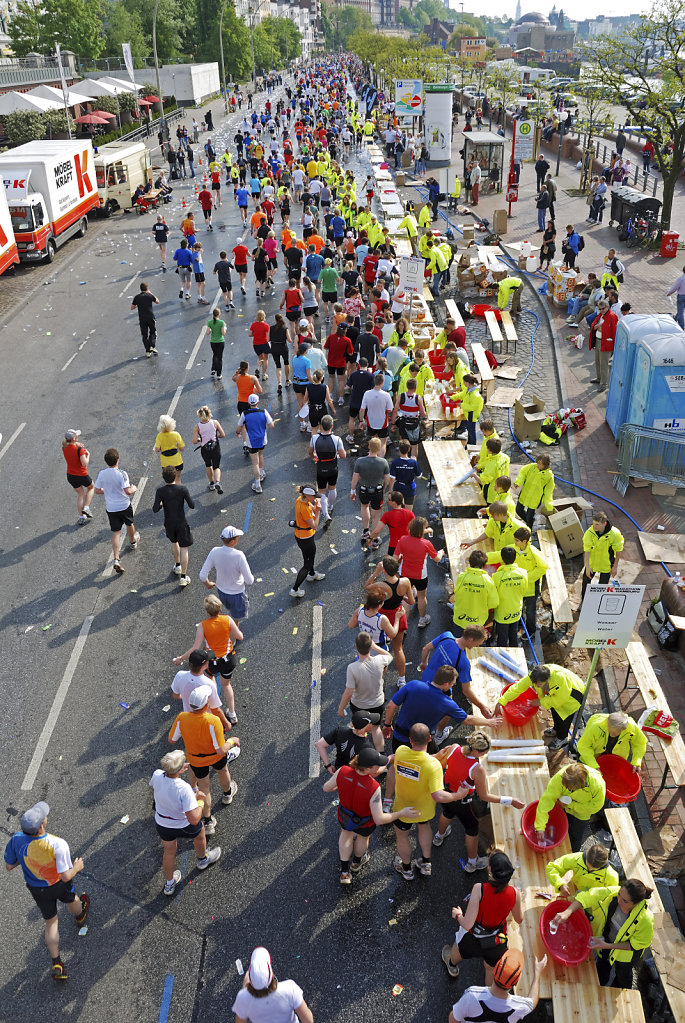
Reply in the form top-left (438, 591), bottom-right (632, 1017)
top-left (77, 217), bottom-right (88, 238)
top-left (100, 201), bottom-right (112, 218)
top-left (45, 239), bottom-right (56, 263)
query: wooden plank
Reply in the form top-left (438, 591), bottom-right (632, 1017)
top-left (423, 396), bottom-right (464, 426)
top-left (444, 298), bottom-right (465, 328)
top-left (500, 310), bottom-right (519, 343)
top-left (422, 440), bottom-right (484, 508)
top-left (443, 519), bottom-right (490, 573)
top-left (485, 310), bottom-right (504, 347)
top-left (538, 529), bottom-right (573, 625)
top-left (552, 986), bottom-right (645, 1023)
top-left (423, 284), bottom-right (434, 304)
top-left (471, 341), bottom-right (495, 401)
top-left (626, 641), bottom-right (685, 785)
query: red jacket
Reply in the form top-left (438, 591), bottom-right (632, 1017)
top-left (588, 309), bottom-right (618, 352)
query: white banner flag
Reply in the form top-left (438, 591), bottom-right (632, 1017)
top-left (122, 42), bottom-right (135, 86)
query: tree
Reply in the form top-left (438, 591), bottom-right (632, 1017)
top-left (486, 65), bottom-right (521, 136)
top-left (43, 108), bottom-right (72, 138)
top-left (581, 0), bottom-right (685, 229)
top-left (10, 0), bottom-right (107, 58)
top-left (104, 0), bottom-right (147, 66)
top-left (3, 110), bottom-right (46, 144)
top-left (326, 6), bottom-right (373, 49)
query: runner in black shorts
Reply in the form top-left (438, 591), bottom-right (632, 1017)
top-left (310, 415), bottom-right (345, 526)
top-left (152, 466), bottom-right (195, 586)
top-left (269, 313), bottom-right (291, 393)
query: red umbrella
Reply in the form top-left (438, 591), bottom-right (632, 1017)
top-left (143, 94), bottom-right (160, 102)
top-left (74, 113), bottom-right (109, 124)
top-left (138, 98), bottom-right (152, 106)
top-left (91, 109), bottom-right (116, 120)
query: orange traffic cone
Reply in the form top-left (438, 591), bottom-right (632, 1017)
top-left (181, 196), bottom-right (187, 208)
top-left (194, 183), bottom-right (199, 194)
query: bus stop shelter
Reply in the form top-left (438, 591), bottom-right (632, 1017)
top-left (461, 131), bottom-right (505, 194)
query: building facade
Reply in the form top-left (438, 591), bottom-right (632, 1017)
top-left (459, 36), bottom-right (487, 60)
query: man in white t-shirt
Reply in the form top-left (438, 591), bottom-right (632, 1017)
top-left (292, 167), bottom-right (305, 200)
top-left (94, 447), bottom-right (139, 574)
top-left (149, 750), bottom-right (221, 897)
top-left (232, 945), bottom-right (313, 1023)
top-left (360, 374), bottom-right (394, 456)
top-left (171, 650), bottom-right (230, 731)
top-left (449, 948), bottom-right (546, 1023)
top-left (338, 633), bottom-right (392, 750)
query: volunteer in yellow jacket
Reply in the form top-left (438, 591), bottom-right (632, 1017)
top-left (447, 175), bottom-right (462, 211)
top-left (550, 879), bottom-right (654, 988)
top-left (478, 437), bottom-right (510, 505)
top-left (534, 761), bottom-right (606, 850)
top-left (514, 455), bottom-right (555, 530)
top-left (456, 374), bottom-right (484, 446)
top-left (398, 204), bottom-right (419, 256)
top-left (546, 843), bottom-right (619, 898)
top-left (576, 711), bottom-right (647, 772)
top-left (582, 510), bottom-right (624, 597)
top-left (497, 276), bottom-right (523, 315)
top-left (451, 550), bottom-right (499, 636)
top-left (418, 204), bottom-right (432, 231)
top-left (478, 476), bottom-right (516, 520)
top-left (462, 502), bottom-right (524, 554)
top-left (513, 526), bottom-right (548, 639)
top-left (471, 419), bottom-right (498, 469)
top-left (497, 662), bottom-right (585, 750)
top-left (492, 548), bottom-right (528, 647)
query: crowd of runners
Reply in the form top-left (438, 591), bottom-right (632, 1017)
top-left (4, 54), bottom-right (657, 1023)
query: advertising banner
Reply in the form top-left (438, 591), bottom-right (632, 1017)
top-left (395, 79), bottom-right (423, 117)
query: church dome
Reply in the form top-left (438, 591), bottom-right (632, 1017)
top-left (515, 12), bottom-right (550, 24)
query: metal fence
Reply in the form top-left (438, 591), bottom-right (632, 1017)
top-left (613, 423), bottom-right (685, 496)
top-left (113, 107), bottom-right (185, 147)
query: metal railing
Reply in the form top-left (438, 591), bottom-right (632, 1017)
top-left (613, 423), bottom-right (685, 496)
top-left (107, 107), bottom-right (184, 147)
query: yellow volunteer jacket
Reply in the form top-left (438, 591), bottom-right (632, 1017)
top-left (418, 205), bottom-right (432, 229)
top-left (479, 451), bottom-right (511, 502)
top-left (577, 713), bottom-right (647, 770)
top-left (388, 328), bottom-right (414, 349)
top-left (368, 223), bottom-right (384, 248)
top-left (546, 852), bottom-right (619, 894)
top-left (583, 525), bottom-right (624, 573)
top-left (398, 213), bottom-right (418, 238)
top-left (458, 385), bottom-right (484, 420)
top-left (450, 178), bottom-right (462, 198)
top-left (398, 362), bottom-right (434, 397)
top-left (499, 664), bottom-right (584, 718)
top-left (575, 886), bottom-right (654, 965)
top-left (498, 277), bottom-right (523, 310)
top-left (452, 567), bottom-right (499, 627)
top-left (492, 564), bottom-right (528, 623)
top-left (514, 542), bottom-right (548, 598)
top-left (418, 234), bottom-right (433, 258)
top-left (515, 463), bottom-right (555, 514)
top-left (534, 765), bottom-right (606, 829)
top-left (477, 432), bottom-right (500, 469)
top-left (485, 509), bottom-right (524, 550)
top-left (427, 247), bottom-right (448, 273)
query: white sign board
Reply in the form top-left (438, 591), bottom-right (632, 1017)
top-left (513, 119), bottom-right (535, 161)
top-left (665, 374), bottom-right (685, 392)
top-left (653, 417), bottom-right (685, 432)
top-left (573, 583), bottom-right (645, 649)
top-left (398, 256), bottom-right (425, 293)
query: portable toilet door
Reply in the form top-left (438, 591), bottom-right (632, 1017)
top-left (626, 331), bottom-right (685, 432)
top-left (605, 315), bottom-right (683, 437)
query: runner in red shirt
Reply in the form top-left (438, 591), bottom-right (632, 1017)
top-left (362, 251), bottom-right (380, 297)
top-left (210, 168), bottom-right (221, 208)
top-left (62, 429), bottom-right (95, 525)
top-left (232, 240), bottom-right (249, 295)
top-left (197, 186), bottom-right (213, 231)
top-left (371, 491), bottom-right (415, 555)
top-left (394, 516), bottom-right (445, 628)
top-left (249, 310), bottom-right (271, 379)
top-left (324, 325), bottom-right (353, 404)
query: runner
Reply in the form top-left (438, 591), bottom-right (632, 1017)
top-left (348, 585), bottom-right (399, 654)
top-left (232, 237), bottom-right (250, 295)
top-left (4, 802), bottom-right (90, 982)
top-left (392, 380), bottom-right (426, 461)
top-left (360, 374), bottom-right (394, 457)
top-left (151, 214), bottom-right (169, 269)
top-left (152, 465), bottom-right (195, 586)
top-left (93, 447), bottom-right (139, 574)
top-left (323, 747), bottom-right (418, 885)
top-left (292, 343), bottom-right (314, 420)
top-left (198, 183), bottom-right (214, 230)
top-left (232, 360), bottom-right (262, 453)
top-left (169, 650), bottom-right (229, 731)
top-left (236, 184), bottom-right (250, 226)
top-left (192, 241), bottom-right (209, 304)
top-left (173, 238), bottom-right (194, 301)
top-left (394, 517), bottom-right (445, 629)
top-left (305, 369), bottom-right (335, 436)
top-left (449, 949), bottom-right (547, 1023)
top-left (309, 413), bottom-right (345, 526)
top-left (249, 309), bottom-right (271, 379)
top-left (237, 393), bottom-right (274, 494)
top-left (173, 596), bottom-right (243, 725)
top-left (324, 321), bottom-right (353, 404)
top-left (213, 250), bottom-right (235, 310)
top-left (205, 307), bottom-right (227, 379)
top-left (269, 312), bottom-right (293, 394)
top-left (149, 750), bottom-right (221, 897)
top-left (364, 555), bottom-right (414, 685)
top-left (337, 636), bottom-right (392, 750)
top-left (62, 428), bottom-right (94, 525)
top-left (251, 237), bottom-right (269, 301)
top-left (350, 436), bottom-right (392, 545)
top-left (154, 415), bottom-right (185, 482)
top-left (290, 484), bottom-right (325, 597)
top-left (232, 947), bottom-right (314, 1023)
top-left (198, 525), bottom-right (254, 622)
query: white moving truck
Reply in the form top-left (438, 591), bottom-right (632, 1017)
top-left (0, 186), bottom-right (19, 276)
top-left (0, 140), bottom-right (100, 262)
top-left (94, 141), bottom-right (152, 216)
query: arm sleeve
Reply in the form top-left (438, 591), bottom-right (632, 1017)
top-left (345, 665), bottom-right (357, 692)
top-left (546, 853), bottom-right (572, 890)
top-left (52, 836), bottom-right (73, 875)
top-left (575, 727), bottom-right (599, 771)
top-left (152, 489), bottom-right (162, 514)
top-left (169, 717), bottom-right (182, 743)
top-left (534, 775), bottom-right (559, 831)
top-left (497, 676), bottom-right (531, 706)
top-left (240, 552), bottom-right (255, 586)
top-left (3, 839), bottom-right (17, 866)
top-left (184, 487), bottom-right (196, 510)
top-left (198, 551), bottom-right (214, 583)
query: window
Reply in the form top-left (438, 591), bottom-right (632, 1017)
top-left (96, 166), bottom-right (106, 187)
top-left (34, 204), bottom-right (45, 227)
top-left (115, 161), bottom-right (127, 184)
top-left (9, 205), bottom-right (33, 231)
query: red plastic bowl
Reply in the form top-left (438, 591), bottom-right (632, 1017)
top-left (540, 898), bottom-right (592, 965)
top-left (520, 801), bottom-right (568, 852)
top-left (501, 682), bottom-right (538, 726)
top-left (597, 753), bottom-right (641, 804)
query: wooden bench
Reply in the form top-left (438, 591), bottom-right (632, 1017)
top-left (605, 807), bottom-right (685, 1023)
top-left (442, 518), bottom-right (491, 573)
top-left (471, 341), bottom-right (495, 401)
top-left (622, 640), bottom-right (685, 795)
top-left (423, 284), bottom-right (434, 304)
top-left (422, 440), bottom-right (484, 511)
top-left (500, 310), bottom-right (519, 354)
top-left (552, 985), bottom-right (645, 1023)
top-left (537, 528), bottom-right (573, 625)
top-left (484, 310), bottom-right (504, 354)
top-left (444, 298), bottom-right (465, 328)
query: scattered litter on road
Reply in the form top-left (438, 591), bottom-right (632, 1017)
top-left (162, 705), bottom-right (171, 713)
top-left (120, 702), bottom-right (130, 710)
top-left (78, 927), bottom-right (88, 937)
top-left (392, 985), bottom-right (404, 997)
top-left (264, 592), bottom-right (275, 597)
top-left (293, 627), bottom-right (298, 635)
top-left (388, 919), bottom-right (397, 926)
top-left (256, 577), bottom-right (263, 582)
top-left (24, 626), bottom-right (34, 634)
top-left (236, 959), bottom-right (244, 975)
top-left (120, 815), bottom-right (130, 824)
top-left (42, 625), bottom-right (53, 631)
top-left (239, 657), bottom-right (247, 664)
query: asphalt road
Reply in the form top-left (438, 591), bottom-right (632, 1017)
top-left (0, 96), bottom-right (537, 1023)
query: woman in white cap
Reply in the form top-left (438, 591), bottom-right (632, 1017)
top-left (232, 946), bottom-right (313, 1023)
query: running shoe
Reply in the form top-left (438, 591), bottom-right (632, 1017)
top-left (393, 856), bottom-right (414, 881)
top-left (339, 870), bottom-right (352, 885)
top-left (221, 781), bottom-right (238, 805)
top-left (434, 726), bottom-right (453, 744)
top-left (179, 575), bottom-right (191, 587)
top-left (208, 482), bottom-right (215, 490)
top-left (197, 847), bottom-right (222, 870)
top-left (432, 825), bottom-right (452, 847)
top-left (307, 571), bottom-right (325, 581)
top-left (251, 481), bottom-right (262, 493)
top-left (417, 614), bottom-right (431, 629)
top-left (441, 945), bottom-right (460, 978)
top-left (413, 857), bottom-right (432, 877)
top-left (338, 396), bottom-right (344, 406)
top-left (289, 587), bottom-right (305, 598)
top-left (229, 302), bottom-right (235, 309)
top-left (129, 531), bottom-right (140, 549)
top-left (113, 559), bottom-right (124, 574)
top-left (164, 870), bottom-right (182, 896)
top-left (350, 852), bottom-right (370, 873)
top-left (202, 815), bottom-right (217, 836)
top-left (241, 286), bottom-right (246, 295)
top-left (173, 564), bottom-right (183, 575)
top-left (215, 483), bottom-right (223, 495)
top-left (146, 351), bottom-right (152, 358)
top-left (74, 893), bottom-right (90, 925)
top-left (259, 469), bottom-right (266, 479)
top-left (82, 507), bottom-right (93, 519)
top-left (277, 385), bottom-right (282, 395)
top-left (150, 348), bottom-right (159, 355)
top-left (463, 856), bottom-right (489, 873)
top-left (323, 515), bottom-right (332, 530)
top-left (179, 289), bottom-right (183, 299)
top-left (369, 538), bottom-right (381, 550)
top-left (78, 514), bottom-right (86, 524)
top-left (51, 959), bottom-right (68, 982)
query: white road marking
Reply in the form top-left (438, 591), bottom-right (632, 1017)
top-left (118, 272), bottom-right (139, 299)
top-left (102, 476), bottom-right (149, 578)
top-left (308, 602), bottom-right (323, 778)
top-left (185, 287), bottom-right (222, 371)
top-left (167, 386), bottom-right (184, 419)
top-left (22, 615), bottom-right (94, 790)
top-left (61, 334), bottom-right (93, 372)
top-left (0, 422), bottom-right (26, 462)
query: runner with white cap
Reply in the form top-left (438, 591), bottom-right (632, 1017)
top-left (236, 392), bottom-right (274, 494)
top-left (198, 525), bottom-right (254, 622)
top-left (290, 484), bottom-right (325, 598)
top-left (232, 946), bottom-right (314, 1023)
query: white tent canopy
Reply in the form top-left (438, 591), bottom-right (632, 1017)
top-left (68, 79), bottom-right (119, 99)
top-left (0, 91), bottom-right (62, 114)
top-left (28, 84), bottom-right (96, 106)
top-left (96, 76), bottom-right (142, 94)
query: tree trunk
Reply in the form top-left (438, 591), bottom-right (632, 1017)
top-left (660, 136), bottom-right (684, 232)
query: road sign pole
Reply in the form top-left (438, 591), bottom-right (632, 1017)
top-left (568, 646), bottom-right (602, 751)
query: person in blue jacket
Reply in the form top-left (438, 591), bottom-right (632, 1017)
top-left (562, 224), bottom-right (581, 269)
top-left (173, 238), bottom-right (194, 301)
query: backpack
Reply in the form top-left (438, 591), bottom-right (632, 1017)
top-left (577, 235), bottom-right (585, 252)
top-left (610, 257), bottom-right (625, 284)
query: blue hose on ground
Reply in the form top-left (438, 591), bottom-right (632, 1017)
top-left (519, 620), bottom-right (540, 665)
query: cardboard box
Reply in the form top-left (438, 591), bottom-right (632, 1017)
top-left (492, 208), bottom-right (508, 236)
top-left (513, 395), bottom-right (546, 442)
top-left (463, 225), bottom-right (475, 243)
top-left (553, 496), bottom-right (594, 520)
top-left (395, 172), bottom-right (405, 186)
top-left (548, 508), bottom-right (585, 559)
top-left (652, 482), bottom-right (678, 496)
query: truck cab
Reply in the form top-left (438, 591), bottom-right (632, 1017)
top-left (8, 192), bottom-right (53, 261)
top-left (94, 142), bottom-right (152, 216)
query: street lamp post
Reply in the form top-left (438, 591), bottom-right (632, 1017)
top-left (219, 0), bottom-right (230, 113)
top-left (249, 3), bottom-right (256, 83)
top-left (152, 0), bottom-right (167, 135)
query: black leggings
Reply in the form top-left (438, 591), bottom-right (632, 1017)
top-left (595, 953), bottom-right (634, 989)
top-left (581, 570), bottom-right (610, 598)
top-left (211, 342), bottom-right (224, 375)
top-left (551, 697), bottom-right (582, 741)
top-left (294, 536), bottom-right (316, 590)
top-left (515, 500), bottom-right (536, 529)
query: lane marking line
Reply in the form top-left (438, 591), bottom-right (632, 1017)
top-left (0, 422), bottom-right (26, 463)
top-left (21, 615), bottom-right (94, 790)
top-left (308, 602), bottom-right (323, 778)
top-left (102, 475), bottom-right (149, 578)
top-left (157, 974), bottom-right (175, 1023)
top-left (167, 385), bottom-right (184, 419)
top-left (242, 501), bottom-right (252, 535)
top-left (118, 272), bottom-right (139, 299)
top-left (185, 287), bottom-right (222, 371)
top-left (61, 352), bottom-right (78, 372)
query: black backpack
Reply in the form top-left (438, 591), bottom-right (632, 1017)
top-left (577, 235), bottom-right (585, 251)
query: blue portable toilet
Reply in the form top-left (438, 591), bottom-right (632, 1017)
top-left (626, 331), bottom-right (685, 431)
top-left (606, 315), bottom-right (683, 437)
